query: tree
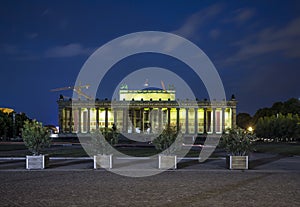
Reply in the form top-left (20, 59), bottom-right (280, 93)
top-left (15, 112), bottom-right (30, 137)
top-left (237, 113), bottom-right (253, 130)
top-left (152, 125), bottom-right (183, 155)
top-left (255, 113), bottom-right (300, 141)
top-left (22, 120), bottom-right (51, 155)
top-left (220, 128), bottom-right (255, 156)
top-left (89, 127), bottom-right (119, 155)
top-left (0, 111), bottom-right (10, 140)
top-left (253, 98), bottom-right (300, 124)
top-left (0, 111), bottom-right (30, 139)
top-left (283, 98), bottom-right (300, 114)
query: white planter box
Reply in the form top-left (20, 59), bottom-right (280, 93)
top-left (158, 155), bottom-right (177, 170)
top-left (94, 154), bottom-right (113, 169)
top-left (227, 156), bottom-right (248, 170)
top-left (26, 155), bottom-right (49, 169)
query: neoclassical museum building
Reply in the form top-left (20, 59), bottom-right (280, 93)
top-left (57, 87), bottom-right (237, 136)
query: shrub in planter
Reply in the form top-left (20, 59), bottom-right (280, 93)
top-left (152, 125), bottom-right (183, 169)
top-left (22, 120), bottom-right (51, 169)
top-left (91, 127), bottom-right (119, 169)
top-left (220, 128), bottom-right (256, 169)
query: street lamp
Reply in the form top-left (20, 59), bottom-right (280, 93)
top-left (247, 126), bottom-right (253, 133)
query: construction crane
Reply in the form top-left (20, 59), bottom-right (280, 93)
top-left (51, 83), bottom-right (92, 100)
top-left (144, 79), bottom-right (149, 87)
top-left (160, 80), bottom-right (166, 91)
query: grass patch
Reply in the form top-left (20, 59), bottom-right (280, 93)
top-left (0, 144), bottom-right (88, 157)
top-left (0, 143), bottom-right (222, 157)
top-left (117, 147), bottom-right (159, 157)
top-left (116, 147), bottom-right (220, 157)
top-left (253, 142), bottom-right (300, 156)
top-left (0, 144), bottom-right (27, 151)
top-left (46, 147), bottom-right (88, 157)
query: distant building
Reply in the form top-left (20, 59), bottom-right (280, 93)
top-left (0, 107), bottom-right (14, 114)
top-left (57, 87), bottom-right (237, 135)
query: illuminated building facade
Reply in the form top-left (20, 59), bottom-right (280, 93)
top-left (0, 107), bottom-right (14, 114)
top-left (57, 87), bottom-right (237, 135)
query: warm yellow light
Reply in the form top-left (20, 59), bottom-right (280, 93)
top-left (247, 126), bottom-right (253, 132)
top-left (0, 108), bottom-right (14, 114)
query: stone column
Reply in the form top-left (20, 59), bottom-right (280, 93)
top-left (167, 108), bottom-right (171, 126)
top-left (141, 108), bottom-right (144, 132)
top-left (64, 108), bottom-right (68, 133)
top-left (96, 108), bottom-right (99, 130)
top-left (194, 108), bottom-right (198, 134)
top-left (149, 108), bottom-right (153, 133)
top-left (176, 108), bottom-right (180, 132)
top-left (105, 108), bottom-right (108, 129)
top-left (123, 108), bottom-right (128, 133)
top-left (185, 108), bottom-right (189, 134)
top-left (203, 108), bottom-right (207, 134)
top-left (87, 108), bottom-right (90, 133)
top-left (232, 107), bottom-right (237, 128)
top-left (69, 108), bottom-right (72, 133)
top-left (128, 108), bottom-right (134, 133)
top-left (212, 108), bottom-right (216, 134)
top-left (132, 109), bottom-right (136, 133)
top-left (114, 109), bottom-right (117, 127)
top-left (222, 108), bottom-right (225, 133)
top-left (58, 107), bottom-right (63, 133)
top-left (158, 108), bottom-right (162, 132)
top-left (78, 108), bottom-right (81, 133)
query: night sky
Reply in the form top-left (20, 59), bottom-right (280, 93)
top-left (1, 0), bottom-right (299, 126)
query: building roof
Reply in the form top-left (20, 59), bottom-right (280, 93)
top-left (142, 87), bottom-right (163, 91)
top-left (0, 107), bottom-right (14, 113)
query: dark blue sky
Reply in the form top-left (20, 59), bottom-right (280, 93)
top-left (1, 0), bottom-right (300, 125)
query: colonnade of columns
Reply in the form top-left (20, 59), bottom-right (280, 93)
top-left (59, 106), bottom-right (236, 135)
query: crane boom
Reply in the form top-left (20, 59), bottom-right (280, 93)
top-left (160, 80), bottom-right (166, 91)
top-left (50, 83), bottom-right (92, 100)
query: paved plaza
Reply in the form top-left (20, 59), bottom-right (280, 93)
top-left (0, 170), bottom-right (299, 207)
top-left (0, 151), bottom-right (300, 206)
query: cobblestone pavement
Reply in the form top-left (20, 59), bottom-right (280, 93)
top-left (0, 170), bottom-right (299, 207)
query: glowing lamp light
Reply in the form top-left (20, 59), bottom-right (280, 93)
top-left (247, 126), bottom-right (253, 132)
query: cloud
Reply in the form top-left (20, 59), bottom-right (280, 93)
top-left (1, 43), bottom-right (95, 60)
top-left (226, 17), bottom-right (300, 63)
top-left (120, 35), bottom-right (163, 48)
top-left (223, 8), bottom-right (255, 25)
top-left (25, 33), bottom-right (38, 39)
top-left (235, 9), bottom-right (255, 22)
top-left (59, 19), bottom-right (69, 30)
top-left (44, 43), bottom-right (95, 58)
top-left (172, 4), bottom-right (223, 39)
top-left (41, 9), bottom-right (50, 16)
top-left (0, 44), bottom-right (19, 55)
top-left (0, 44), bottom-right (38, 60)
top-left (209, 29), bottom-right (220, 39)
